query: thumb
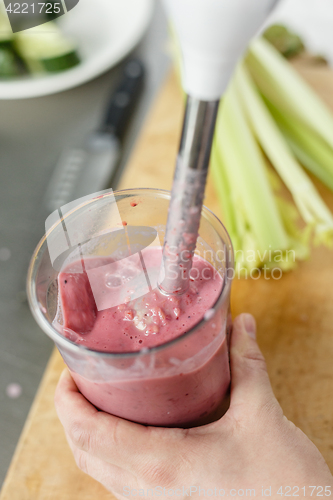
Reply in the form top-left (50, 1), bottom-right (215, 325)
top-left (229, 313), bottom-right (277, 412)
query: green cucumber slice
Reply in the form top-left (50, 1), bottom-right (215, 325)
top-left (15, 21), bottom-right (80, 73)
top-left (41, 50), bottom-right (80, 72)
top-left (0, 48), bottom-right (19, 77)
top-left (0, 8), bottom-right (14, 49)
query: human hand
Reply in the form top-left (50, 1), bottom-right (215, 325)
top-left (54, 313), bottom-right (332, 499)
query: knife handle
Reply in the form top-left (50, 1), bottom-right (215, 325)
top-left (101, 58), bottom-right (145, 141)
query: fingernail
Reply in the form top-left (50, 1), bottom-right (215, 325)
top-left (242, 313), bottom-right (256, 339)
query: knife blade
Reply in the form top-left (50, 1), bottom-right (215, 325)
top-left (44, 58), bottom-right (145, 212)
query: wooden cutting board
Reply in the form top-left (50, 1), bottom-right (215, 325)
top-left (1, 61), bottom-right (333, 500)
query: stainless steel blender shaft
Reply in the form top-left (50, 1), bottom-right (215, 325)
top-left (158, 96), bottom-right (220, 295)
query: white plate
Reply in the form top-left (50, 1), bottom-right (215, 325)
top-left (0, 0), bottom-right (154, 99)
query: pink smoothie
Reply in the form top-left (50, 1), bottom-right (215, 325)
top-left (55, 246), bottom-right (230, 427)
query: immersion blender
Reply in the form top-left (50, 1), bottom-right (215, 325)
top-left (158, 0), bottom-right (280, 295)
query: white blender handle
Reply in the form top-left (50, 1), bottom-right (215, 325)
top-left (162, 0), bottom-right (280, 101)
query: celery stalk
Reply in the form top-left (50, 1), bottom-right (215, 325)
top-left (234, 63), bottom-right (333, 244)
top-left (264, 98), bottom-right (333, 189)
top-left (274, 197), bottom-right (311, 267)
top-left (246, 38), bottom-right (333, 151)
top-left (211, 139), bottom-right (259, 271)
top-left (286, 139), bottom-right (333, 192)
top-left (214, 81), bottom-right (290, 263)
top-left (210, 140), bottom-right (237, 236)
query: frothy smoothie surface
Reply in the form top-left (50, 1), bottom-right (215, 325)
top-left (56, 246), bottom-right (223, 352)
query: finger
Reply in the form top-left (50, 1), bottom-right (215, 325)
top-left (54, 368), bottom-right (99, 419)
top-left (229, 313), bottom-right (278, 414)
top-left (54, 368), bottom-right (150, 467)
top-left (54, 369), bottom-right (184, 473)
top-left (64, 430), bottom-right (138, 496)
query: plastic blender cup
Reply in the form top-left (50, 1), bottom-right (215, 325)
top-left (27, 188), bottom-right (233, 428)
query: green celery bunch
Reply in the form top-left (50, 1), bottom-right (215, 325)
top-left (211, 37), bottom-right (333, 272)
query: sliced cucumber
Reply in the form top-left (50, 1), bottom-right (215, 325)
top-left (0, 48), bottom-right (20, 77)
top-left (15, 21), bottom-right (80, 73)
top-left (41, 51), bottom-right (80, 72)
top-left (0, 8), bottom-right (14, 49)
